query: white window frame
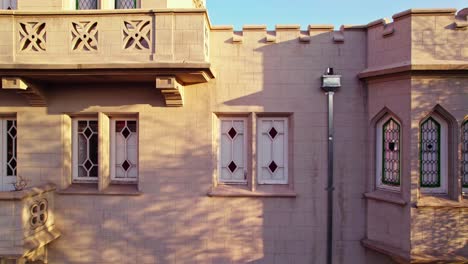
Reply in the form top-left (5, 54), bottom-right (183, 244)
top-left (257, 117), bottom-right (289, 185)
top-left (1, 0), bottom-right (17, 9)
top-left (375, 115), bottom-right (401, 192)
top-left (0, 118), bottom-right (16, 192)
top-left (72, 118), bottom-right (99, 182)
top-left (420, 115), bottom-right (448, 194)
top-left (110, 118), bottom-right (138, 183)
top-left (217, 117), bottom-right (248, 184)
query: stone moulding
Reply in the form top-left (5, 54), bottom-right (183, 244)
top-left (1, 77), bottom-right (46, 106)
top-left (155, 76), bottom-right (184, 107)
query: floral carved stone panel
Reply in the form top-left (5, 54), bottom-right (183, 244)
top-left (122, 20), bottom-right (151, 50)
top-left (30, 199), bottom-right (48, 229)
top-left (19, 22), bottom-right (46, 52)
top-left (71, 21), bottom-right (98, 51)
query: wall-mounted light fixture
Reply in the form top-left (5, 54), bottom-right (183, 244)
top-left (321, 67), bottom-right (341, 92)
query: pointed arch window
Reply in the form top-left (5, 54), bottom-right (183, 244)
top-left (376, 115), bottom-right (401, 191)
top-left (420, 116), bottom-right (448, 194)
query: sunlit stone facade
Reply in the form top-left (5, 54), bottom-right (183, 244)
top-left (0, 1), bottom-right (467, 263)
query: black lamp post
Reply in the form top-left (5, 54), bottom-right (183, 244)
top-left (321, 67), bottom-right (341, 264)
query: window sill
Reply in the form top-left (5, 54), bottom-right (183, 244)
top-left (416, 195), bottom-right (468, 208)
top-left (363, 190), bottom-right (406, 206)
top-left (207, 185), bottom-right (297, 198)
top-left (57, 184), bottom-right (141, 196)
top-left (0, 184), bottom-right (56, 201)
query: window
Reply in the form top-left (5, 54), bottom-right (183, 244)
top-left (257, 117), bottom-right (288, 184)
top-left (218, 117), bottom-right (247, 184)
top-left (72, 119), bottom-right (98, 182)
top-left (1, 0), bottom-right (16, 9)
top-left (115, 0), bottom-right (136, 9)
top-left (462, 120), bottom-right (468, 192)
top-left (375, 116), bottom-right (401, 191)
top-left (213, 114), bottom-right (294, 197)
top-left (76, 0), bottom-right (97, 10)
top-left (111, 119), bottom-right (138, 182)
top-left (0, 119), bottom-right (16, 191)
top-left (420, 116), bottom-right (448, 194)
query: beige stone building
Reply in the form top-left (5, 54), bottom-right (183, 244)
top-left (0, 0), bottom-right (467, 263)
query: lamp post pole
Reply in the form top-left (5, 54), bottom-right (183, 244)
top-left (321, 68), bottom-right (341, 264)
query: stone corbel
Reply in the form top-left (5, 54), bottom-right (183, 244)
top-left (155, 76), bottom-right (184, 107)
top-left (1, 77), bottom-right (46, 106)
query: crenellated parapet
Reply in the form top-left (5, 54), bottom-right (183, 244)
top-left (211, 23), bottom-right (366, 45)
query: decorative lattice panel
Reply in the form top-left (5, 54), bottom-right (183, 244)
top-left (116, 0), bottom-right (135, 9)
top-left (463, 121), bottom-right (468, 188)
top-left (122, 20), bottom-right (151, 50)
top-left (420, 117), bottom-right (440, 187)
top-left (6, 120), bottom-right (16, 176)
top-left (114, 120), bottom-right (138, 179)
top-left (19, 22), bottom-right (46, 52)
top-left (71, 21), bottom-right (98, 51)
top-left (382, 118), bottom-right (400, 185)
top-left (77, 0), bottom-right (97, 10)
top-left (77, 120), bottom-right (98, 178)
top-left (30, 199), bottom-right (48, 229)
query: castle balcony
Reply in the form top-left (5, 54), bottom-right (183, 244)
top-left (0, 9), bottom-right (213, 106)
top-left (0, 184), bottom-right (60, 263)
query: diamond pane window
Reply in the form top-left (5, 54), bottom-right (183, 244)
top-left (111, 120), bottom-right (138, 181)
top-left (218, 118), bottom-right (246, 183)
top-left (382, 118), bottom-right (400, 186)
top-left (116, 0), bottom-right (136, 9)
top-left (420, 117), bottom-right (441, 188)
top-left (76, 0), bottom-right (97, 10)
top-left (257, 118), bottom-right (288, 184)
top-left (462, 120), bottom-right (468, 189)
top-left (1, 119), bottom-right (17, 191)
top-left (73, 119), bottom-right (99, 180)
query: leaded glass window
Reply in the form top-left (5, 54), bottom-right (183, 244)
top-left (115, 0), bottom-right (136, 9)
top-left (76, 0), bottom-right (97, 10)
top-left (257, 118), bottom-right (288, 184)
top-left (420, 117), bottom-right (441, 188)
top-left (462, 120), bottom-right (468, 188)
top-left (111, 120), bottom-right (138, 181)
top-left (381, 118), bottom-right (400, 185)
top-left (73, 120), bottom-right (98, 180)
top-left (219, 118), bottom-right (246, 183)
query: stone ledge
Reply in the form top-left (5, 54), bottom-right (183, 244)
top-left (0, 184), bottom-right (56, 201)
top-left (393, 8), bottom-right (457, 20)
top-left (364, 190), bottom-right (407, 206)
top-left (358, 61), bottom-right (468, 79)
top-left (416, 195), bottom-right (468, 208)
top-left (57, 183), bottom-right (141, 196)
top-left (208, 185), bottom-right (297, 198)
top-left (0, 8), bottom-right (207, 16)
top-left (361, 239), bottom-right (410, 264)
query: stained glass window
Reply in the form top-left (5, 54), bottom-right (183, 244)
top-left (76, 0), bottom-right (97, 10)
top-left (382, 118), bottom-right (400, 186)
top-left (115, 0), bottom-right (136, 9)
top-left (420, 117), bottom-right (441, 188)
top-left (74, 120), bottom-right (99, 180)
top-left (112, 120), bottom-right (138, 180)
top-left (257, 118), bottom-right (288, 184)
top-left (219, 118), bottom-right (246, 183)
top-left (462, 120), bottom-right (468, 188)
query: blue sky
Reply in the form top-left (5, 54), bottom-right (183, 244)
top-left (207, 0), bottom-right (467, 30)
